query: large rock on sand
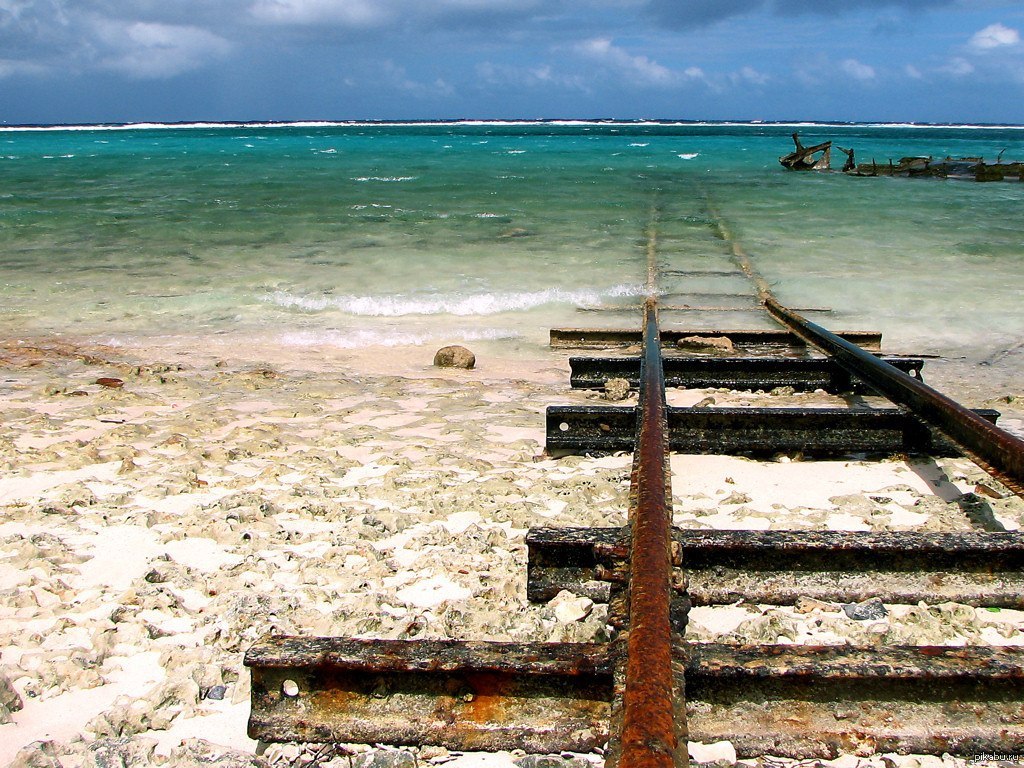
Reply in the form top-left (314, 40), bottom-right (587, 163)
top-left (433, 345), bottom-right (475, 369)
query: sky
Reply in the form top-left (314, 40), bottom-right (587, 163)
top-left (1, 0), bottom-right (1023, 125)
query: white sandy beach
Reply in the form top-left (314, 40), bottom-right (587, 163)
top-left (1, 336), bottom-right (1023, 768)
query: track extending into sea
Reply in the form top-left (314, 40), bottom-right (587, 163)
top-left (2, 120), bottom-right (1022, 396)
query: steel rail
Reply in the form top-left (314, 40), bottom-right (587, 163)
top-left (705, 192), bottom-right (1024, 495)
top-left (765, 297), bottom-right (1024, 494)
top-left (617, 297), bottom-right (686, 768)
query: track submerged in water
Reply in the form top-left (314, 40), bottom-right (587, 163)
top-left (246, 185), bottom-right (1024, 764)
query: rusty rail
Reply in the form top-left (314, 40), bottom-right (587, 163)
top-left (616, 297), bottom-right (685, 768)
top-left (765, 298), bottom-right (1024, 495)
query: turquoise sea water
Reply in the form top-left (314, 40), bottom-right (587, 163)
top-left (1, 121), bottom-right (1022, 384)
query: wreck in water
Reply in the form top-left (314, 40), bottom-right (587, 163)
top-left (780, 132), bottom-right (1024, 181)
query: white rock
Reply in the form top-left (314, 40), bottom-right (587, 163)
top-left (549, 591), bottom-right (594, 623)
top-left (396, 575), bottom-right (471, 609)
top-left (688, 740), bottom-right (737, 764)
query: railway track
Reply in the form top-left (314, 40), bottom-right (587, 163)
top-left (245, 190), bottom-right (1024, 764)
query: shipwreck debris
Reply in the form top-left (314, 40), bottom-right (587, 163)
top-left (779, 132), bottom-right (832, 170)
top-left (780, 133), bottom-right (1024, 181)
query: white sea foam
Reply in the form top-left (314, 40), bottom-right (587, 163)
top-left (352, 176), bottom-right (417, 182)
top-left (280, 327), bottom-right (517, 349)
top-left (677, 153), bottom-right (699, 160)
top-left (266, 285), bottom-right (643, 317)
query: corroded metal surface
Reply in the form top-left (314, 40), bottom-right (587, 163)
top-left (615, 298), bottom-right (686, 768)
top-left (549, 327), bottom-right (883, 350)
top-left (527, 527), bottom-right (1024, 608)
top-left (684, 643), bottom-right (1024, 758)
top-left (569, 355), bottom-right (924, 393)
top-left (686, 642), bottom-right (1024, 679)
top-left (546, 405), bottom-right (1000, 455)
top-left (246, 633), bottom-right (1024, 759)
top-left (246, 638), bottom-right (612, 752)
top-left (766, 298), bottom-right (1024, 495)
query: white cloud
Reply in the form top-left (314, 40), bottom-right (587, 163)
top-left (841, 58), bottom-right (875, 81)
top-left (735, 65), bottom-right (769, 85)
top-left (969, 22), bottom-right (1020, 51)
top-left (249, 0), bottom-right (390, 26)
top-left (0, 57), bottom-right (46, 78)
top-left (96, 21), bottom-right (231, 79)
top-left (904, 64), bottom-right (923, 80)
top-left (476, 61), bottom-right (587, 91)
top-left (942, 57), bottom-right (975, 76)
top-left (382, 61), bottom-right (455, 98)
top-left (576, 38), bottom-right (677, 86)
top-left (247, 0), bottom-right (542, 28)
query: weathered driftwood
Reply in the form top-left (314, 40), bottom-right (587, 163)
top-left (779, 132), bottom-right (831, 170)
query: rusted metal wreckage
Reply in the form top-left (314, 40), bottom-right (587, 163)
top-left (246, 211), bottom-right (1024, 763)
top-left (780, 132), bottom-right (1024, 181)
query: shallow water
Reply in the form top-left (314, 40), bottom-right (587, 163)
top-left (1, 121), bottom-right (1022, 383)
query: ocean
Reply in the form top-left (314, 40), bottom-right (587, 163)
top-left (1, 120), bottom-right (1022, 397)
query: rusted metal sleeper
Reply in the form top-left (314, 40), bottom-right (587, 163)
top-left (546, 404), bottom-right (1000, 456)
top-left (569, 354), bottom-right (924, 393)
top-left (550, 327), bottom-right (883, 350)
top-left (526, 527), bottom-right (1024, 607)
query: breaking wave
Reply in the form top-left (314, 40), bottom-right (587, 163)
top-left (266, 285), bottom-right (643, 317)
top-left (280, 327), bottom-right (518, 349)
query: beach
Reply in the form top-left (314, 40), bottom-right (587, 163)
top-left (2, 122), bottom-right (1024, 767)
top-left (1, 331), bottom-right (1023, 767)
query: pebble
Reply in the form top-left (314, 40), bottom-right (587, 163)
top-left (548, 591), bottom-right (594, 623)
top-left (354, 751), bottom-right (417, 768)
top-left (95, 377), bottom-right (125, 388)
top-left (795, 596), bottom-right (836, 614)
top-left (602, 378), bottom-right (631, 401)
top-left (843, 597), bottom-right (889, 621)
top-left (514, 756), bottom-right (591, 768)
top-left (0, 671), bottom-right (24, 714)
top-left (7, 740), bottom-right (62, 768)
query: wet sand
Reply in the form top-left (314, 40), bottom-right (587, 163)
top-left (1, 337), bottom-right (1022, 768)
